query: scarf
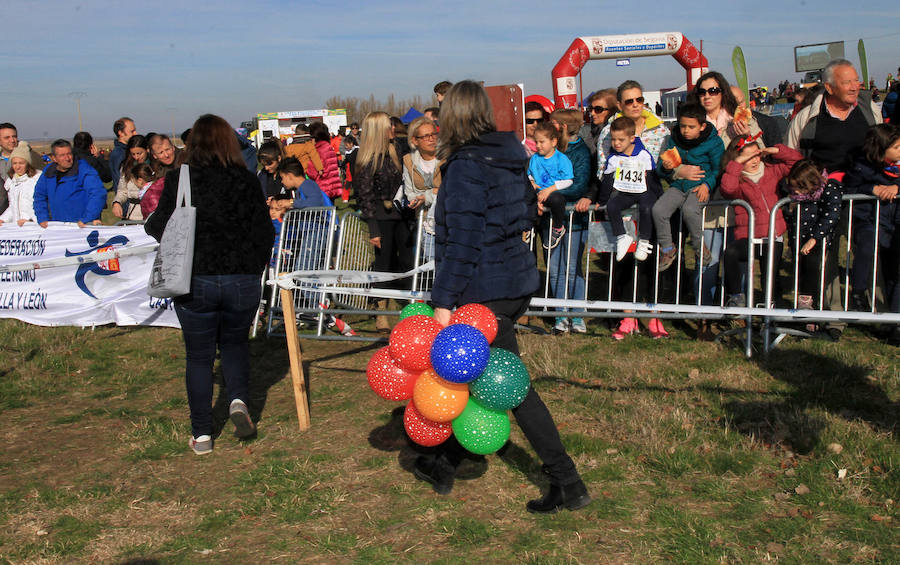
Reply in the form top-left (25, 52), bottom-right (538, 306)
top-left (412, 151), bottom-right (439, 189)
top-left (672, 122), bottom-right (714, 150)
top-left (788, 171), bottom-right (827, 202)
top-left (741, 162), bottom-right (765, 184)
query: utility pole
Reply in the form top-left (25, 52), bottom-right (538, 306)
top-left (167, 107), bottom-right (177, 142)
top-left (69, 92), bottom-right (87, 131)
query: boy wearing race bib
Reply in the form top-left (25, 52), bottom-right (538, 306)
top-left (601, 117), bottom-right (662, 261)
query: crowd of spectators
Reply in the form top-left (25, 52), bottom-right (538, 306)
top-left (0, 65), bottom-right (897, 345)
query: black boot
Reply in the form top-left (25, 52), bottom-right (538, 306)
top-left (526, 480), bottom-right (591, 514)
top-left (413, 455), bottom-right (455, 495)
top-left (888, 325), bottom-right (900, 347)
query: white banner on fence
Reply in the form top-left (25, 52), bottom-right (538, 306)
top-left (0, 223), bottom-right (179, 328)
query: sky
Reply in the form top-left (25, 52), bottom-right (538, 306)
top-left (3, 0), bottom-right (899, 140)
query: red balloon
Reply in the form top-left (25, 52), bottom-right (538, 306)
top-left (450, 303), bottom-right (498, 344)
top-left (388, 315), bottom-right (444, 372)
top-left (367, 346), bottom-right (420, 401)
top-left (404, 400), bottom-right (452, 447)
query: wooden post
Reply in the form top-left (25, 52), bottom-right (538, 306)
top-left (280, 286), bottom-right (310, 431)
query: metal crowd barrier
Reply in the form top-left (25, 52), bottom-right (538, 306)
top-left (761, 193), bottom-right (900, 352)
top-left (269, 196), bottom-right (899, 358)
top-left (265, 207), bottom-right (337, 337)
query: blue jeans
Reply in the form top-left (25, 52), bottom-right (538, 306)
top-left (695, 228), bottom-right (727, 305)
top-left (175, 274), bottom-right (261, 438)
top-left (546, 227), bottom-right (587, 312)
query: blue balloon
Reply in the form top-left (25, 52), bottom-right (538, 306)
top-left (430, 324), bottom-right (490, 384)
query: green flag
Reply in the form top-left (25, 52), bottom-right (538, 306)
top-left (732, 46), bottom-right (749, 105)
top-left (858, 39), bottom-right (869, 88)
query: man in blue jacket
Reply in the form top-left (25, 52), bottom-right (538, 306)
top-left (33, 139), bottom-right (106, 227)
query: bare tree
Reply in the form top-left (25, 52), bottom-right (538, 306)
top-left (324, 93), bottom-right (436, 123)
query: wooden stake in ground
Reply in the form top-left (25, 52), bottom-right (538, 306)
top-left (279, 287), bottom-right (310, 431)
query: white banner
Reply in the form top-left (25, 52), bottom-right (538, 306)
top-left (0, 222), bottom-right (179, 328)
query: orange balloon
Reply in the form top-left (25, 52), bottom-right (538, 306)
top-left (412, 369), bottom-right (469, 422)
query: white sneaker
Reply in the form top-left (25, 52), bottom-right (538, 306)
top-left (571, 317), bottom-right (587, 333)
top-left (189, 435), bottom-right (213, 455)
top-left (634, 239), bottom-right (653, 261)
top-left (229, 399), bottom-right (256, 439)
top-left (553, 317), bottom-right (570, 334)
top-left (615, 234), bottom-right (634, 261)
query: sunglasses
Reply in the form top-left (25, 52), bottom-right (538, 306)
top-left (622, 96), bottom-right (645, 106)
top-left (696, 86), bottom-right (722, 96)
top-left (590, 105), bottom-right (608, 114)
top-left (525, 117), bottom-right (545, 125)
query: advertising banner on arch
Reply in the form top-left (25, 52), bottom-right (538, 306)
top-left (0, 223), bottom-right (179, 328)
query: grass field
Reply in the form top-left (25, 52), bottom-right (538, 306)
top-left (0, 314), bottom-right (897, 564)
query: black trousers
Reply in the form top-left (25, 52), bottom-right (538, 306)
top-left (606, 190), bottom-right (655, 241)
top-left (724, 239), bottom-right (783, 299)
top-left (372, 218), bottom-right (414, 288)
top-left (432, 296), bottom-right (581, 486)
top-left (542, 190), bottom-right (568, 229)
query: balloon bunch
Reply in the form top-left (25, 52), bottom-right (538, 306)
top-left (367, 303), bottom-right (531, 455)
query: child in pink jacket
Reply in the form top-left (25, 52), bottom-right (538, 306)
top-left (719, 133), bottom-right (803, 307)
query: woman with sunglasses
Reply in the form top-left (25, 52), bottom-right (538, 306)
top-left (589, 80), bottom-right (671, 339)
top-left (401, 116), bottom-right (443, 260)
top-left (685, 72), bottom-right (762, 338)
top-left (578, 88), bottom-right (617, 158)
top-left (523, 101), bottom-right (547, 157)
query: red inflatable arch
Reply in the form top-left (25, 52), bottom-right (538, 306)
top-left (551, 32), bottom-right (709, 109)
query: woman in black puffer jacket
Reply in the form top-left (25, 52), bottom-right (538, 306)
top-left (145, 114), bottom-right (274, 455)
top-left (415, 80), bottom-right (591, 515)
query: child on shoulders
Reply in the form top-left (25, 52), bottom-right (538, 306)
top-left (528, 122), bottom-right (574, 249)
top-left (653, 103), bottom-right (725, 271)
top-left (600, 117), bottom-right (663, 261)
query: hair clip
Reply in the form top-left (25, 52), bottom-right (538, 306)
top-left (736, 131), bottom-right (762, 150)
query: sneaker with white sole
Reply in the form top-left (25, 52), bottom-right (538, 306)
top-left (553, 317), bottom-right (570, 334)
top-left (633, 239), bottom-right (653, 261)
top-left (611, 317), bottom-right (638, 340)
top-left (615, 234), bottom-right (633, 261)
top-left (189, 435), bottom-right (213, 455)
top-left (229, 399), bottom-right (256, 439)
top-left (571, 317), bottom-right (587, 333)
top-left (545, 226), bottom-right (566, 249)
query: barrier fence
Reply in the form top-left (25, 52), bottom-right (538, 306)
top-left (267, 195), bottom-right (899, 358)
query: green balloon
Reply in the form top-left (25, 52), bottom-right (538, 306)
top-left (399, 302), bottom-right (434, 320)
top-left (451, 398), bottom-right (510, 455)
top-left (469, 348), bottom-right (531, 410)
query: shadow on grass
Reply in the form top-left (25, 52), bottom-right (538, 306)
top-left (365, 405), bottom-right (535, 486)
top-left (209, 336), bottom-right (290, 439)
top-left (532, 375), bottom-right (781, 398)
top-left (208, 338), bottom-right (381, 439)
top-left (721, 350), bottom-right (899, 454)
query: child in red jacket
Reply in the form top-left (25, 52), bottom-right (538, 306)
top-left (719, 133), bottom-right (803, 307)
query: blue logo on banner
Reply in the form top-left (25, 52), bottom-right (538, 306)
top-left (65, 230), bottom-right (130, 298)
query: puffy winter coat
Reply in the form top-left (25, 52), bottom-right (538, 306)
top-left (719, 144), bottom-right (803, 240)
top-left (1, 171), bottom-right (41, 223)
top-left (33, 159), bottom-right (106, 224)
top-left (432, 131), bottom-right (539, 309)
top-left (307, 140), bottom-right (343, 198)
